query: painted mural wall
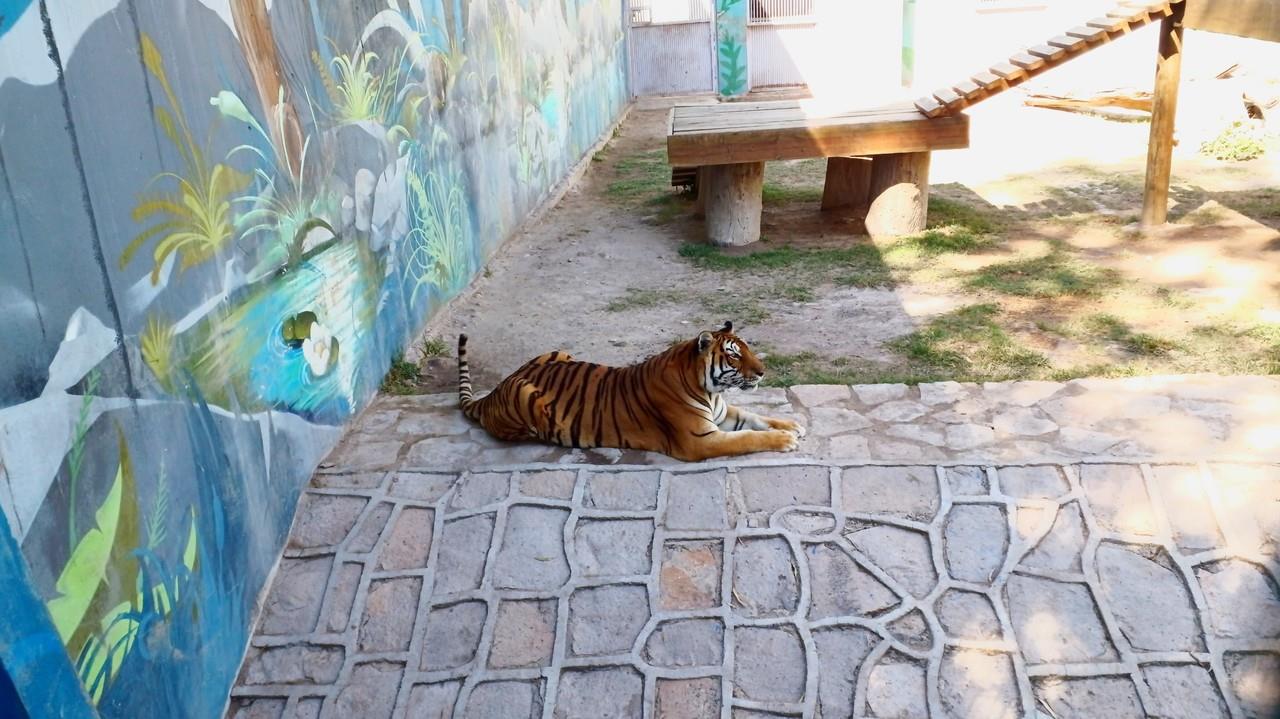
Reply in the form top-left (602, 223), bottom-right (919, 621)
top-left (0, 0), bottom-right (628, 716)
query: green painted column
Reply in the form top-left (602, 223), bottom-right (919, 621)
top-left (902, 0), bottom-right (917, 87)
top-left (715, 0), bottom-right (749, 97)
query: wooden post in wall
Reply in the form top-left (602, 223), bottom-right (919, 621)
top-left (1141, 0), bottom-right (1186, 227)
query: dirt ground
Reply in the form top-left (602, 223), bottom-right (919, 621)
top-left (411, 87), bottom-right (1280, 394)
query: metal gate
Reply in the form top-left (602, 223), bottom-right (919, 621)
top-left (628, 0), bottom-right (717, 96)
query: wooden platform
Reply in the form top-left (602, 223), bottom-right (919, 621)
top-left (666, 101), bottom-right (970, 245)
top-left (667, 101), bottom-right (970, 166)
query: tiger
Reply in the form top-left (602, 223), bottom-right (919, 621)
top-left (457, 321), bottom-right (806, 461)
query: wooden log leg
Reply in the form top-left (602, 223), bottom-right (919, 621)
top-left (1141, 0), bottom-right (1185, 228)
top-left (865, 152), bottom-right (931, 238)
top-left (693, 167), bottom-right (707, 219)
top-left (821, 157), bottom-right (873, 211)
top-left (704, 162), bottom-right (764, 246)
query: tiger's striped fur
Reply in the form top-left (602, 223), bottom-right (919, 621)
top-left (458, 322), bottom-right (806, 461)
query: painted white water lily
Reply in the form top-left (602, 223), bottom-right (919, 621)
top-left (303, 322), bottom-right (337, 377)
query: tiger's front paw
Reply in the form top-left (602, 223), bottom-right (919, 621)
top-left (769, 417), bottom-right (807, 438)
top-left (763, 429), bottom-right (800, 453)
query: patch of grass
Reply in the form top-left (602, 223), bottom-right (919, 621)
top-left (381, 354), bottom-right (424, 395)
top-left (1200, 120), bottom-right (1267, 161)
top-left (758, 349), bottom-right (945, 387)
top-left (886, 304), bottom-right (1048, 380)
top-left (927, 196), bottom-right (1000, 235)
top-left (701, 296), bottom-right (770, 325)
top-left (607, 149), bottom-right (670, 199)
top-left (964, 252), bottom-right (1120, 298)
top-left (606, 288), bottom-right (686, 312)
top-left (887, 227), bottom-right (992, 261)
top-left (762, 183), bottom-right (822, 205)
top-left (1154, 286), bottom-right (1194, 309)
top-left (774, 284), bottom-right (816, 303)
top-left (678, 243), bottom-right (891, 288)
top-left (418, 336), bottom-right (449, 357)
top-left (1083, 314), bottom-right (1180, 357)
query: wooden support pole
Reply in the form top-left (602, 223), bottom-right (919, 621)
top-left (821, 157), bottom-right (873, 212)
top-left (1142, 0), bottom-right (1185, 227)
top-left (865, 152), bottom-right (931, 238)
top-left (693, 167), bottom-right (707, 219)
top-left (704, 162), bottom-right (765, 246)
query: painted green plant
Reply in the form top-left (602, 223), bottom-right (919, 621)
top-left (47, 429), bottom-right (198, 704)
top-left (209, 88), bottom-right (338, 275)
top-left (718, 37), bottom-right (746, 96)
top-left (402, 130), bottom-right (472, 308)
top-left (141, 315), bottom-right (176, 392)
top-left (328, 48), bottom-right (403, 124)
top-left (66, 370), bottom-right (100, 548)
top-left (716, 0), bottom-right (748, 96)
top-left (120, 34), bottom-right (250, 284)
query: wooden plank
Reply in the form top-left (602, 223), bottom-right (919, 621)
top-left (990, 62), bottom-right (1026, 81)
top-left (666, 113), bottom-right (970, 166)
top-left (673, 109), bottom-right (941, 137)
top-left (672, 107), bottom-right (926, 134)
top-left (1048, 34), bottom-right (1089, 52)
top-left (1087, 15), bottom-right (1129, 32)
top-left (971, 71), bottom-right (1004, 89)
top-left (1110, 8), bottom-right (1150, 24)
top-left (1011, 52), bottom-right (1047, 71)
top-left (674, 100), bottom-right (802, 115)
top-left (1029, 44), bottom-right (1068, 61)
top-left (1142, 0), bottom-right (1185, 226)
top-left (915, 95), bottom-right (946, 118)
top-left (1185, 0), bottom-right (1280, 42)
top-left (933, 87), bottom-right (963, 106)
top-left (953, 79), bottom-right (984, 99)
top-left (1066, 25), bottom-right (1109, 41)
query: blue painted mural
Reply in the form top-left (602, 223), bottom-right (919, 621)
top-left (0, 0), bottom-right (628, 716)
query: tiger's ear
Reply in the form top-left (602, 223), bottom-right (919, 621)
top-left (721, 320), bottom-right (733, 333)
top-left (697, 331), bottom-right (715, 353)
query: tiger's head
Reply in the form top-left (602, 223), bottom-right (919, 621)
top-left (697, 321), bottom-right (766, 392)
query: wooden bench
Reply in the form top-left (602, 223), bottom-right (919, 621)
top-left (667, 101), bottom-right (970, 245)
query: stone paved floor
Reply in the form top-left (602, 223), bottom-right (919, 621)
top-left (324, 376), bottom-right (1280, 472)
top-left (228, 456), bottom-right (1280, 718)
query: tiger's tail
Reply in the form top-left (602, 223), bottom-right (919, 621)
top-left (458, 334), bottom-right (480, 419)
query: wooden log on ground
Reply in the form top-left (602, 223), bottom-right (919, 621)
top-left (1142, 0), bottom-right (1185, 227)
top-left (865, 152), bottom-right (931, 238)
top-left (821, 157), bottom-right (873, 211)
top-left (1024, 88), bottom-right (1154, 113)
top-left (704, 162), bottom-right (765, 246)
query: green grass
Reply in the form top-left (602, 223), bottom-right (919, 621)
top-left (605, 149), bottom-right (691, 223)
top-left (964, 252), bottom-right (1120, 298)
top-left (886, 304), bottom-right (1048, 380)
top-left (606, 150), bottom-right (671, 199)
top-left (774, 284), bottom-right (816, 303)
top-left (381, 354), bottom-right (424, 395)
top-left (702, 296), bottom-right (770, 324)
top-left (759, 350), bottom-right (940, 387)
top-left (419, 336), bottom-right (449, 357)
top-left (1083, 314), bottom-right (1180, 357)
top-left (678, 243), bottom-right (891, 288)
top-left (1200, 120), bottom-right (1267, 161)
top-left (762, 183), bottom-right (822, 205)
top-left (605, 288), bottom-right (686, 312)
top-left (926, 195), bottom-right (1001, 235)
